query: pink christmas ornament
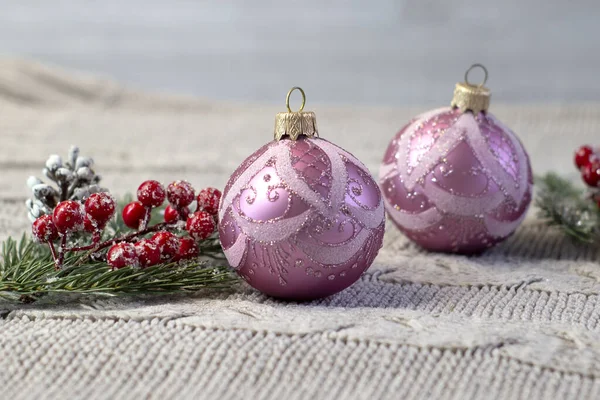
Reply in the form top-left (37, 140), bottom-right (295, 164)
top-left (380, 65), bottom-right (533, 254)
top-left (219, 87), bottom-right (385, 300)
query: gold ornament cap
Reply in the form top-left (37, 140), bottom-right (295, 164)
top-left (274, 87), bottom-right (319, 141)
top-left (450, 64), bottom-right (491, 114)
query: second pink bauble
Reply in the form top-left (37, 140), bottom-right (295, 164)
top-left (380, 106), bottom-right (533, 254)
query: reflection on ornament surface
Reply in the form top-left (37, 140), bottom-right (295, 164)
top-left (219, 137), bottom-right (385, 300)
top-left (380, 107), bottom-right (533, 254)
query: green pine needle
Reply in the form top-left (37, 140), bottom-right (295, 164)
top-left (535, 172), bottom-right (600, 243)
top-left (0, 235), bottom-right (236, 303)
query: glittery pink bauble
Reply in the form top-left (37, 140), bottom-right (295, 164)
top-left (219, 137), bottom-right (385, 300)
top-left (380, 107), bottom-right (533, 254)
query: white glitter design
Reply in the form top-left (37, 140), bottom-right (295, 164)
top-left (222, 138), bottom-right (385, 269)
top-left (380, 107), bottom-right (532, 240)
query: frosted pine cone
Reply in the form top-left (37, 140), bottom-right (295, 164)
top-left (26, 146), bottom-right (107, 221)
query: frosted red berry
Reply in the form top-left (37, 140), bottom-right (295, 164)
top-left (134, 239), bottom-right (161, 267)
top-left (32, 215), bottom-right (59, 242)
top-left (122, 201), bottom-right (147, 229)
top-left (107, 242), bottom-right (139, 269)
top-left (575, 145), bottom-right (594, 169)
top-left (582, 161), bottom-right (600, 187)
top-left (176, 237), bottom-right (199, 261)
top-left (196, 187), bottom-right (222, 215)
top-left (186, 211), bottom-right (216, 240)
top-left (53, 200), bottom-right (85, 233)
top-left (84, 215), bottom-right (102, 233)
top-left (151, 231), bottom-right (180, 259)
top-left (164, 205), bottom-right (189, 224)
top-left (167, 180), bottom-right (195, 208)
top-left (84, 192), bottom-right (116, 227)
top-left (164, 205), bottom-right (179, 224)
top-left (137, 180), bottom-right (166, 208)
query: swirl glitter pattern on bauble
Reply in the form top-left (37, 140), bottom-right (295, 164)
top-left (219, 137), bottom-right (385, 300)
top-left (379, 107), bottom-right (533, 254)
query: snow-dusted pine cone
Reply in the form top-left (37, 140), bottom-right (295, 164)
top-left (26, 146), bottom-right (107, 221)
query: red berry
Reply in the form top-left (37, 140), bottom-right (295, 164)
top-left (83, 214), bottom-right (105, 233)
top-left (122, 201), bottom-right (147, 229)
top-left (134, 239), bottom-right (161, 267)
top-left (167, 180), bottom-right (195, 207)
top-left (582, 161), bottom-right (600, 187)
top-left (32, 215), bottom-right (59, 242)
top-left (196, 187), bottom-right (222, 215)
top-left (176, 237), bottom-right (199, 261)
top-left (107, 242), bottom-right (139, 269)
top-left (53, 200), bottom-right (85, 233)
top-left (164, 205), bottom-right (179, 224)
top-left (84, 192), bottom-right (116, 227)
top-left (164, 205), bottom-right (189, 224)
top-left (186, 211), bottom-right (216, 240)
top-left (575, 145), bottom-right (594, 169)
top-left (151, 231), bottom-right (180, 259)
top-left (137, 180), bottom-right (166, 208)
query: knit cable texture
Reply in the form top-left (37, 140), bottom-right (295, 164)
top-left (0, 59), bottom-right (599, 400)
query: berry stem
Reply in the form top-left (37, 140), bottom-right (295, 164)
top-left (47, 240), bottom-right (59, 269)
top-left (140, 207), bottom-right (152, 230)
top-left (177, 207), bottom-right (189, 221)
top-left (56, 235), bottom-right (67, 269)
top-left (66, 222), bottom-right (170, 253)
top-left (92, 231), bottom-right (101, 245)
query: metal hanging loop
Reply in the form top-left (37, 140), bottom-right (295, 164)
top-left (464, 64), bottom-right (488, 88)
top-left (285, 87), bottom-right (306, 113)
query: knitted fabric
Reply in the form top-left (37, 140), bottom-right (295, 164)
top-left (0, 59), bottom-right (599, 400)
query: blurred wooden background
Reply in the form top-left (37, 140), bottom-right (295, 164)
top-left (1, 0), bottom-right (598, 105)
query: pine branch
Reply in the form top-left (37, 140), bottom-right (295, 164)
top-left (535, 172), bottom-right (600, 243)
top-left (0, 235), bottom-right (236, 303)
top-left (17, 145), bottom-right (234, 303)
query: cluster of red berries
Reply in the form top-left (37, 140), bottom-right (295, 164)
top-left (575, 145), bottom-right (600, 187)
top-left (31, 179), bottom-right (222, 270)
top-left (32, 192), bottom-right (117, 243)
top-left (575, 145), bottom-right (600, 207)
top-left (123, 180), bottom-right (221, 239)
top-left (106, 231), bottom-right (199, 269)
top-left (112, 180), bottom-right (221, 268)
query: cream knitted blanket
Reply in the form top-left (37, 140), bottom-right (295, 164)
top-left (1, 59), bottom-right (599, 400)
